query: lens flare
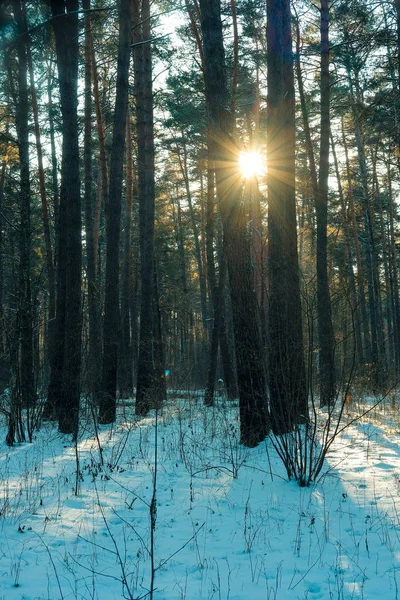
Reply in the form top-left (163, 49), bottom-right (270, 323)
top-left (238, 151), bottom-right (265, 179)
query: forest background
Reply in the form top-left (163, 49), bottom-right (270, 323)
top-left (0, 0), bottom-right (399, 456)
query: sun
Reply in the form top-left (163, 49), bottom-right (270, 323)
top-left (238, 150), bottom-right (265, 179)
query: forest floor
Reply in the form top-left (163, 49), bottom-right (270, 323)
top-left (0, 393), bottom-right (400, 599)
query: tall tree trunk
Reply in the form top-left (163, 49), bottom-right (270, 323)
top-left (83, 0), bottom-right (102, 399)
top-left (10, 0), bottom-right (35, 444)
top-left (294, 14), bottom-right (319, 203)
top-left (316, 0), bottom-right (336, 407)
top-left (99, 0), bottom-right (132, 423)
top-left (0, 123), bottom-right (9, 390)
top-left (119, 114), bottom-right (134, 398)
top-left (341, 117), bottom-right (371, 361)
top-left (266, 0), bottom-right (308, 433)
top-left (230, 0), bottom-right (239, 117)
top-left (386, 159), bottom-right (400, 376)
top-left (395, 0), bottom-right (400, 93)
top-left (135, 0), bottom-right (165, 415)
top-left (176, 139), bottom-right (208, 331)
top-left (347, 63), bottom-right (385, 388)
top-left (25, 6), bottom-right (55, 374)
top-left (48, 65), bottom-right (59, 228)
top-left (199, 0), bottom-right (270, 446)
top-left (48, 0), bottom-right (82, 437)
top-left (91, 37), bottom-right (109, 220)
top-left (330, 131), bottom-right (363, 368)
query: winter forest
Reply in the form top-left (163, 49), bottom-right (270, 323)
top-left (1, 0), bottom-right (400, 598)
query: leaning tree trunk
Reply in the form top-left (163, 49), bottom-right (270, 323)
top-left (99, 0), bottom-right (132, 424)
top-left (199, 0), bottom-right (270, 446)
top-left (266, 0), bottom-right (308, 433)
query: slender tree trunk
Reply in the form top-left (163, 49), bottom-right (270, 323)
top-left (176, 139), bottom-right (208, 331)
top-left (294, 14), bottom-right (319, 203)
top-left (83, 0), bottom-right (102, 399)
top-left (230, 0), bottom-right (239, 117)
top-left (316, 0), bottom-right (336, 407)
top-left (395, 0), bottom-right (400, 93)
top-left (135, 0), bottom-right (165, 415)
top-left (266, 0), bottom-right (308, 433)
top-left (205, 255), bottom-right (226, 406)
top-left (91, 37), bottom-right (109, 217)
top-left (248, 176), bottom-right (263, 308)
top-left (153, 266), bottom-right (167, 402)
top-left (10, 0), bottom-right (35, 444)
top-left (347, 65), bottom-right (385, 388)
top-left (341, 118), bottom-right (371, 361)
top-left (0, 130), bottom-right (8, 389)
top-left (25, 7), bottom-right (55, 374)
top-left (377, 184), bottom-right (394, 375)
top-left (330, 131), bottom-right (363, 368)
top-left (48, 65), bottom-right (59, 229)
top-left (99, 0), bottom-right (132, 423)
top-left (188, 0), bottom-right (237, 404)
top-left (386, 159), bottom-right (400, 376)
top-left (119, 115), bottom-right (134, 398)
top-left (199, 0), bottom-right (269, 446)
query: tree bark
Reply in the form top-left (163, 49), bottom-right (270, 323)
top-left (341, 117), bottom-right (370, 361)
top-left (347, 62), bottom-right (385, 388)
top-left (10, 0), bottom-right (35, 444)
top-left (24, 5), bottom-right (55, 374)
top-left (330, 131), bottom-right (363, 368)
top-left (83, 0), bottom-right (102, 399)
top-left (45, 0), bottom-right (82, 437)
top-left (199, 0), bottom-right (269, 446)
top-left (99, 0), bottom-right (132, 423)
top-left (266, 0), bottom-right (308, 433)
top-left (135, 0), bottom-right (165, 415)
top-left (119, 114), bottom-right (134, 398)
top-left (176, 139), bottom-right (208, 331)
top-left (316, 0), bottom-right (336, 407)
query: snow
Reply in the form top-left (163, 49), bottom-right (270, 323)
top-left (0, 396), bottom-right (400, 599)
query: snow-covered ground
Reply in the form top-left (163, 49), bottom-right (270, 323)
top-left (0, 396), bottom-right (400, 599)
